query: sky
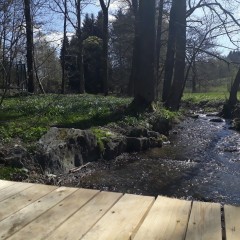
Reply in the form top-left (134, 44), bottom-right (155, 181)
top-left (42, 0), bottom-right (240, 56)
top-left (43, 1), bottom-right (122, 51)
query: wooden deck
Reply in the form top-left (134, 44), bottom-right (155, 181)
top-left (0, 180), bottom-right (239, 240)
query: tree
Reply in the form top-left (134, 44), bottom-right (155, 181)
top-left (228, 68), bottom-right (240, 106)
top-left (75, 0), bottom-right (85, 93)
top-left (110, 9), bottom-right (134, 94)
top-left (82, 13), bottom-right (96, 40)
top-left (128, 0), bottom-right (139, 96)
top-left (61, 0), bottom-right (68, 94)
top-left (99, 0), bottom-right (111, 95)
top-left (162, 0), bottom-right (176, 103)
top-left (132, 0), bottom-right (156, 106)
top-left (34, 32), bottom-right (62, 93)
top-left (50, 0), bottom-right (86, 93)
top-left (0, 0), bottom-right (25, 92)
top-left (155, 0), bottom-right (164, 91)
top-left (83, 36), bottom-right (103, 93)
top-left (165, 0), bottom-right (186, 110)
top-left (24, 0), bottom-right (34, 93)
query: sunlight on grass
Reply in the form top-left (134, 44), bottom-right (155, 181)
top-left (0, 94), bottom-right (131, 142)
top-left (183, 92), bottom-right (230, 102)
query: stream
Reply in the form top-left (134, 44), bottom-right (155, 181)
top-left (80, 114), bottom-right (240, 206)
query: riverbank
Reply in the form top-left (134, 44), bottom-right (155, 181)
top-left (1, 93), bottom-right (240, 205)
top-left (0, 94), bottom-right (178, 181)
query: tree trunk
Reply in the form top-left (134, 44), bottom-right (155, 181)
top-left (128, 0), bottom-right (139, 96)
top-left (192, 59), bottom-right (197, 93)
top-left (229, 67), bottom-right (240, 106)
top-left (102, 8), bottom-right (109, 95)
top-left (155, 0), bottom-right (164, 98)
top-left (133, 0), bottom-right (156, 105)
top-left (165, 0), bottom-right (186, 110)
top-left (24, 0), bottom-right (34, 93)
top-left (61, 0), bottom-right (67, 94)
top-left (76, 0), bottom-right (85, 94)
top-left (162, 0), bottom-right (177, 102)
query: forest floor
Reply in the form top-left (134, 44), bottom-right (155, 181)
top-left (0, 92), bottom-right (232, 184)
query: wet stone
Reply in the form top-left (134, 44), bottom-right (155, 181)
top-left (209, 118), bottom-right (224, 123)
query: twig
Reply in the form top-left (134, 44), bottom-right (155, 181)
top-left (69, 162), bottom-right (92, 173)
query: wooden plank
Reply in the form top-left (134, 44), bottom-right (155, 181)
top-left (0, 182), bottom-right (33, 202)
top-left (0, 180), bottom-right (17, 190)
top-left (224, 204), bottom-right (240, 240)
top-left (81, 194), bottom-right (154, 240)
top-left (0, 184), bottom-right (57, 221)
top-left (47, 191), bottom-right (123, 240)
top-left (8, 188), bottom-right (99, 240)
top-left (133, 196), bottom-right (191, 240)
top-left (185, 201), bottom-right (222, 240)
top-left (0, 186), bottom-right (77, 239)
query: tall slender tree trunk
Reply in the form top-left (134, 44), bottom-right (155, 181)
top-left (24, 0), bottom-right (34, 93)
top-left (128, 0), bottom-right (139, 96)
top-left (192, 58), bottom-right (197, 93)
top-left (102, 9), bottom-right (109, 95)
top-left (165, 0), bottom-right (186, 110)
top-left (76, 0), bottom-right (85, 94)
top-left (155, 0), bottom-right (164, 98)
top-left (61, 0), bottom-right (67, 94)
top-left (133, 0), bottom-right (156, 105)
top-left (99, 0), bottom-right (110, 96)
top-left (162, 0), bottom-right (177, 102)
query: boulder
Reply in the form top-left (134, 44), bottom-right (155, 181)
top-left (128, 127), bottom-right (148, 138)
top-left (36, 127), bottom-right (98, 174)
top-left (152, 118), bottom-right (172, 135)
top-left (232, 118), bottom-right (240, 131)
top-left (4, 145), bottom-right (27, 168)
top-left (126, 137), bottom-right (150, 152)
top-left (103, 136), bottom-right (127, 160)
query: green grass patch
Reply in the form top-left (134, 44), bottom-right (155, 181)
top-left (182, 92), bottom-right (230, 103)
top-left (0, 94), bottom-right (183, 144)
top-left (0, 94), bottom-right (131, 143)
top-left (0, 167), bottom-right (25, 180)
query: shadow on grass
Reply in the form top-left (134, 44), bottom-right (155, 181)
top-left (0, 112), bottom-right (23, 122)
top-left (53, 105), bottom-right (140, 129)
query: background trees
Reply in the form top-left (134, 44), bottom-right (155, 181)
top-left (1, 0), bottom-right (240, 109)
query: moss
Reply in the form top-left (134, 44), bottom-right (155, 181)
top-left (158, 134), bottom-right (169, 142)
top-left (0, 167), bottom-right (25, 180)
top-left (91, 128), bottom-right (114, 153)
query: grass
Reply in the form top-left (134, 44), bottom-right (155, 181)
top-left (0, 93), bottom-right (180, 144)
top-left (0, 94), bottom-right (131, 143)
top-left (0, 167), bottom-right (25, 180)
top-left (2, 92), bottom-right (226, 144)
top-left (182, 92), bottom-right (230, 103)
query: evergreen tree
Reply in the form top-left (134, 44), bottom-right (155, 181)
top-left (82, 13), bottom-right (96, 40)
top-left (83, 36), bottom-right (103, 93)
top-left (110, 9), bottom-right (134, 93)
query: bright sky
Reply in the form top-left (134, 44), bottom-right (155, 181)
top-left (42, 1), bottom-right (122, 51)
top-left (41, 0), bottom-right (240, 56)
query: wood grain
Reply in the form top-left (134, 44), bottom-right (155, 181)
top-left (224, 204), bottom-right (240, 240)
top-left (81, 194), bottom-right (154, 240)
top-left (185, 201), bottom-right (222, 240)
top-left (0, 184), bottom-right (57, 221)
top-left (133, 196), bottom-right (191, 240)
top-left (47, 191), bottom-right (123, 240)
top-left (0, 186), bottom-right (77, 239)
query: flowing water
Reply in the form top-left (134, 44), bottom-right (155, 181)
top-left (81, 114), bottom-right (240, 205)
